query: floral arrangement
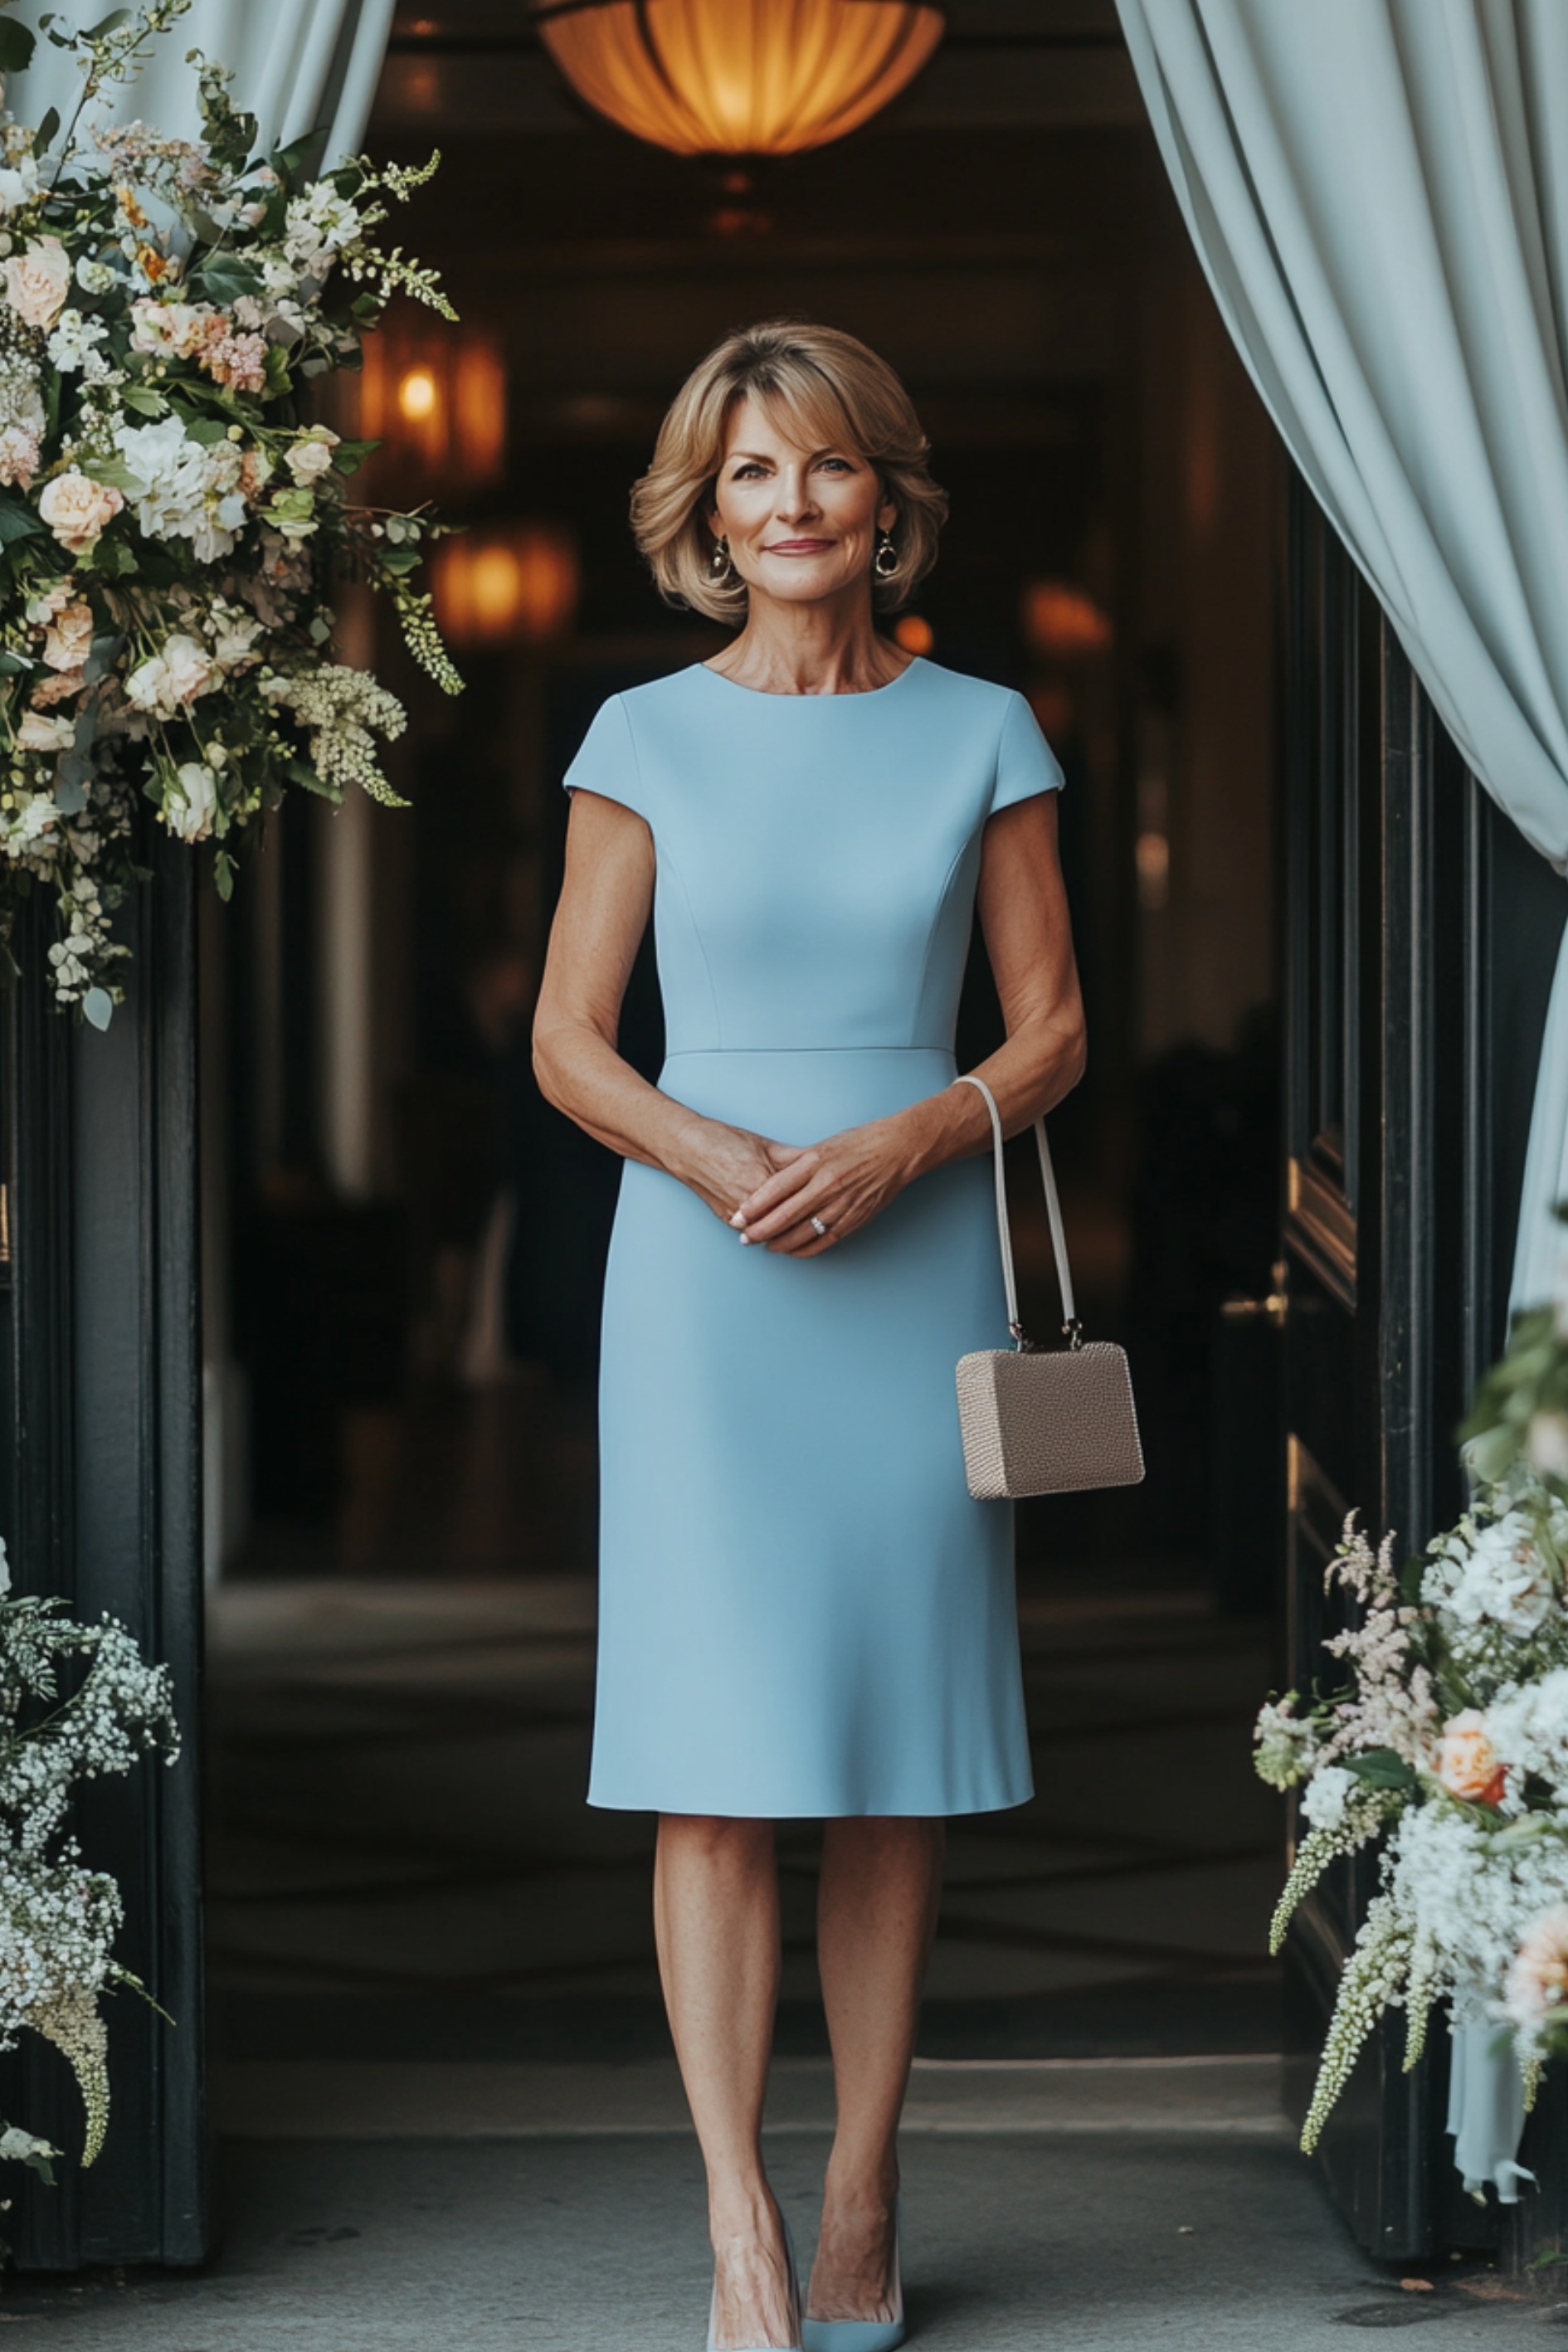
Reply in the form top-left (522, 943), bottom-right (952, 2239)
top-left (0, 1538), bottom-right (178, 2177)
top-left (0, 0), bottom-right (461, 1023)
top-left (1254, 1463), bottom-right (1568, 2155)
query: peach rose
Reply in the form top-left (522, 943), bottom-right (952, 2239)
top-left (29, 667), bottom-right (85, 709)
top-left (4, 234), bottom-right (71, 329)
top-left (1506, 1909), bottom-right (1568, 2029)
top-left (37, 470), bottom-right (124, 553)
top-left (41, 601), bottom-right (93, 674)
top-left (1435, 1709), bottom-right (1507, 1806)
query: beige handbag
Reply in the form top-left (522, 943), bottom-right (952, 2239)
top-left (952, 1073), bottom-right (1145, 1500)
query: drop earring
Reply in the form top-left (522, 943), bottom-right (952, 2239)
top-left (874, 529), bottom-right (898, 579)
top-left (710, 534), bottom-right (733, 580)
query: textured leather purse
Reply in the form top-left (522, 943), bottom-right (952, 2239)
top-left (952, 1072), bottom-right (1145, 1500)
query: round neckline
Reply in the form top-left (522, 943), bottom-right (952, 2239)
top-left (692, 655), bottom-right (925, 702)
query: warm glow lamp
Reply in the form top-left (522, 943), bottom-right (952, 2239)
top-left (433, 523), bottom-right (582, 648)
top-left (532, 0), bottom-right (944, 157)
top-left (1020, 582), bottom-right (1113, 660)
top-left (358, 327), bottom-right (507, 489)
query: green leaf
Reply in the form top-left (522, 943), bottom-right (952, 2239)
top-left (213, 848), bottom-right (234, 902)
top-left (285, 757), bottom-right (340, 802)
top-left (0, 22), bottom-right (37, 74)
top-left (81, 987), bottom-right (113, 1032)
top-left (0, 494), bottom-right (42, 548)
top-left (118, 385), bottom-right (168, 417)
top-left (80, 455), bottom-right (139, 491)
top-left (1342, 1749), bottom-right (1416, 1791)
top-left (82, 10), bottom-right (131, 37)
top-left (180, 416), bottom-right (231, 446)
top-left (34, 105), bottom-right (59, 149)
top-left (328, 436), bottom-right (379, 475)
top-left (0, 650), bottom-right (31, 676)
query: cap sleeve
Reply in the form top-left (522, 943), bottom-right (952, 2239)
top-left (562, 694), bottom-right (648, 821)
top-left (989, 689), bottom-right (1064, 817)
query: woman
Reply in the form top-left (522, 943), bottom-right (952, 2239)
top-left (533, 319), bottom-right (1085, 2352)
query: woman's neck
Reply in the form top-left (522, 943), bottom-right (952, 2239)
top-left (703, 591), bottom-right (913, 698)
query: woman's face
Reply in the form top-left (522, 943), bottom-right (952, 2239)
top-left (708, 395), bottom-right (896, 610)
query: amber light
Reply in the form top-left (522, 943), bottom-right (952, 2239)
top-left (1020, 582), bottom-right (1113, 660)
top-left (893, 614), bottom-right (933, 655)
top-left (434, 523), bottom-right (582, 648)
top-left (532, 0), bottom-right (944, 158)
top-left (358, 328), bottom-right (507, 489)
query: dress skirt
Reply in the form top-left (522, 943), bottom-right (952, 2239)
top-left (587, 1044), bottom-right (1035, 1819)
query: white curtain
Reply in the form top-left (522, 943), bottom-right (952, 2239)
top-left (1113, 0), bottom-right (1568, 2202)
top-left (7, 0), bottom-right (396, 171)
top-left (1114, 0), bottom-right (1568, 1320)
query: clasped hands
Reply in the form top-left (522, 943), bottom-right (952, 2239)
top-left (682, 1113), bottom-right (920, 1258)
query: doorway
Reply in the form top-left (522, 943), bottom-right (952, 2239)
top-left (202, 4), bottom-right (1288, 2130)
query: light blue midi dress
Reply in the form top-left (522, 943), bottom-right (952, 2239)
top-left (562, 655), bottom-right (1064, 1818)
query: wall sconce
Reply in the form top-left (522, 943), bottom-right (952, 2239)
top-left (358, 323), bottom-right (507, 491)
top-left (1020, 581), bottom-right (1113, 661)
top-left (433, 522), bottom-right (582, 648)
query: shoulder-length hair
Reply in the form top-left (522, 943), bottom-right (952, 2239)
top-left (631, 319), bottom-right (947, 623)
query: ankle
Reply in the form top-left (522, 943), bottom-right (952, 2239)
top-left (709, 2180), bottom-right (784, 2250)
top-left (821, 2160), bottom-right (898, 2223)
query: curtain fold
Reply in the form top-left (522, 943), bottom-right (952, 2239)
top-left (7, 0), bottom-right (396, 173)
top-left (1115, 0), bottom-right (1568, 1318)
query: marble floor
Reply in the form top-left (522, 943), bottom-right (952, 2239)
top-left (206, 1560), bottom-right (1286, 2067)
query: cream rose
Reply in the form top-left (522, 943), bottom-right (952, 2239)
top-left (17, 709), bottom-right (75, 751)
top-left (4, 233), bottom-right (71, 329)
top-left (124, 632), bottom-right (217, 720)
top-left (1505, 1908), bottom-right (1568, 2030)
top-left (129, 296), bottom-right (217, 358)
top-left (41, 601), bottom-right (93, 674)
top-left (285, 427), bottom-right (340, 483)
top-left (37, 470), bottom-right (124, 553)
top-left (1435, 1708), bottom-right (1507, 1806)
top-left (163, 761), bottom-right (218, 844)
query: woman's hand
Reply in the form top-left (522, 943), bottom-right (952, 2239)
top-left (674, 1118), bottom-right (817, 1229)
top-left (726, 1116), bottom-right (918, 1256)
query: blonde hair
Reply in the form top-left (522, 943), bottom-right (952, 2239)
top-left (631, 319), bottom-right (947, 622)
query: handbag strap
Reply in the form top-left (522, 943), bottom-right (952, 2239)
top-left (952, 1072), bottom-right (1083, 1351)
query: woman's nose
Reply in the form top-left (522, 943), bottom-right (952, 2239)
top-left (774, 474), bottom-right (817, 522)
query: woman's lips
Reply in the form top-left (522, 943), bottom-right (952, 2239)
top-left (766, 539), bottom-right (834, 553)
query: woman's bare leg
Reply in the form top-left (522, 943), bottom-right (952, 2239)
top-left (808, 1818), bottom-right (945, 2321)
top-left (655, 1814), bottom-right (797, 2350)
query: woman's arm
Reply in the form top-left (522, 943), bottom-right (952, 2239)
top-left (532, 788), bottom-right (811, 1221)
top-left (730, 791), bottom-right (1085, 1252)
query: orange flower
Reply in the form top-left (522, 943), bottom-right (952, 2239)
top-left (1435, 1710), bottom-right (1507, 1807)
top-left (115, 184), bottom-right (149, 227)
top-left (137, 244), bottom-right (168, 283)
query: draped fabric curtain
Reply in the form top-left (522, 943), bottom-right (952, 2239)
top-left (1112, 0), bottom-right (1568, 2203)
top-left (1114, 0), bottom-right (1568, 1322)
top-left (7, 0), bottom-right (396, 171)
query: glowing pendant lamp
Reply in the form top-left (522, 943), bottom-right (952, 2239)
top-left (532, 0), bottom-right (944, 158)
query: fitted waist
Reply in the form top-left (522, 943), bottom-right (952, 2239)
top-left (659, 1045), bottom-right (959, 1137)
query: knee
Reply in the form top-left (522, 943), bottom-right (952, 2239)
top-left (659, 1812), bottom-right (774, 1866)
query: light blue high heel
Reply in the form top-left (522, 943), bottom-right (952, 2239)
top-left (707, 2203), bottom-right (802, 2352)
top-left (801, 2199), bottom-right (905, 2352)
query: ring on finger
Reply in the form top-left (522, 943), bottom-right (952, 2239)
top-left (810, 1214), bottom-right (829, 1239)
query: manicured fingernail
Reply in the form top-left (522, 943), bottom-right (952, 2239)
top-left (738, 1234), bottom-right (750, 1245)
top-left (729, 1210), bottom-right (745, 1226)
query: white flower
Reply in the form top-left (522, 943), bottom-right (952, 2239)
top-left (285, 426), bottom-right (339, 483)
top-left (0, 154), bottom-right (39, 216)
top-left (124, 633), bottom-right (217, 720)
top-left (1429, 1511), bottom-right (1556, 1636)
top-left (1301, 1763), bottom-right (1358, 1833)
top-left (163, 762), bottom-right (217, 843)
top-left (0, 1535), bottom-right (10, 1595)
top-left (45, 309), bottom-right (109, 374)
top-left (16, 711), bottom-right (74, 752)
top-left (0, 2126), bottom-right (57, 2164)
top-left (75, 257), bottom-right (116, 296)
